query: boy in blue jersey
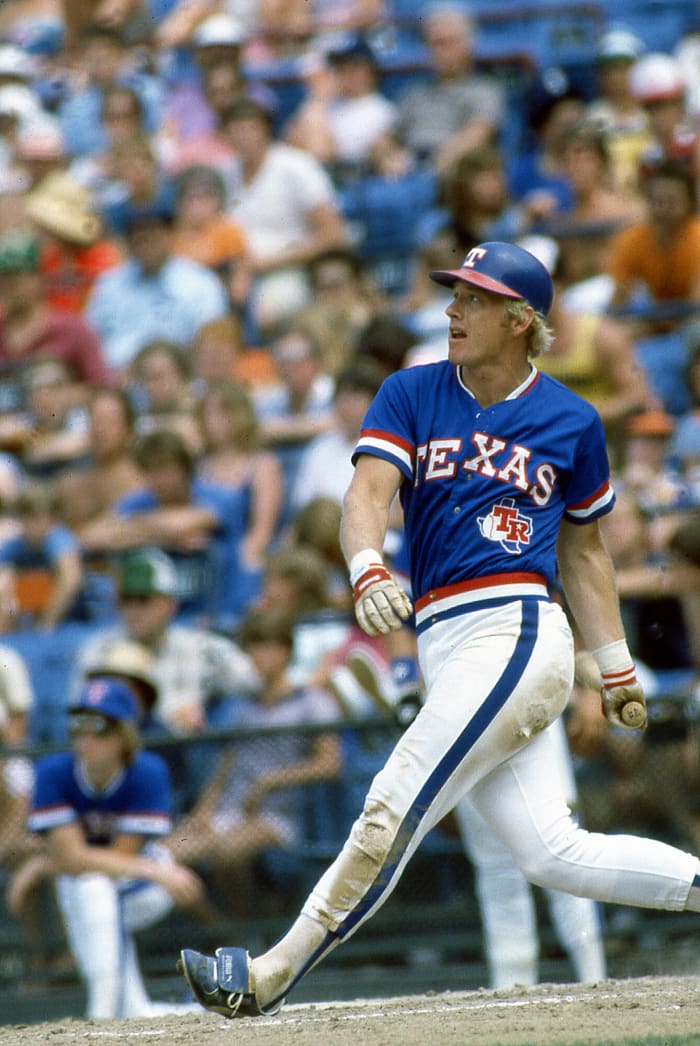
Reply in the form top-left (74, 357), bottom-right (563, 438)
top-left (10, 677), bottom-right (202, 1019)
top-left (179, 241), bottom-right (700, 1018)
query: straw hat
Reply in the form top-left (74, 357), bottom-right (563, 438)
top-left (85, 639), bottom-right (158, 708)
top-left (25, 171), bottom-right (102, 246)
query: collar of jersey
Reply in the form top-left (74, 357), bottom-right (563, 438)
top-left (76, 759), bottom-right (127, 797)
top-left (456, 363), bottom-right (539, 400)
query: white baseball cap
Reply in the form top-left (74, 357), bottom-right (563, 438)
top-left (630, 52), bottom-right (686, 104)
top-left (0, 44), bottom-right (39, 80)
top-left (596, 28), bottom-right (645, 63)
top-left (191, 14), bottom-right (246, 48)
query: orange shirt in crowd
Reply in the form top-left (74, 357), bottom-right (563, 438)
top-left (41, 240), bottom-right (123, 314)
top-left (606, 217), bottom-right (700, 302)
top-left (172, 218), bottom-right (247, 271)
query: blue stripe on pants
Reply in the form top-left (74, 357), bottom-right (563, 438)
top-left (277, 600), bottom-right (540, 1005)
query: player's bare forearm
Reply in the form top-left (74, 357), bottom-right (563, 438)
top-left (557, 518), bottom-right (627, 651)
top-left (340, 456), bottom-right (402, 567)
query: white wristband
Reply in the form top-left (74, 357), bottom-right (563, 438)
top-left (349, 548), bottom-right (383, 586)
top-left (591, 639), bottom-right (633, 675)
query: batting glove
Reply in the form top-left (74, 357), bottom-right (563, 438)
top-left (349, 549), bottom-right (413, 636)
top-left (593, 640), bottom-right (648, 730)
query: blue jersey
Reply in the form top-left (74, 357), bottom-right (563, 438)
top-left (353, 362), bottom-right (614, 605)
top-left (28, 750), bottom-right (172, 845)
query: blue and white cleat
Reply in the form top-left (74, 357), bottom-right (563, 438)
top-left (177, 946), bottom-right (284, 1019)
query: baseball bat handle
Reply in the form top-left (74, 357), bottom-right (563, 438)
top-left (620, 700), bottom-right (646, 728)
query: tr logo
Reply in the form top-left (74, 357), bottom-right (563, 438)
top-left (477, 498), bottom-right (533, 554)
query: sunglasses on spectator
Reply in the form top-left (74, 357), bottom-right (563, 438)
top-left (69, 714), bottom-right (118, 737)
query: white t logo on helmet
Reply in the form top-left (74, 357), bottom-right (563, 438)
top-left (464, 247), bottom-right (488, 269)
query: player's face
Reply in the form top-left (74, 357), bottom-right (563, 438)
top-left (444, 282), bottom-right (512, 366)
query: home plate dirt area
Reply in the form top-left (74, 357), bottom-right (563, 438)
top-left (4, 976), bottom-right (700, 1046)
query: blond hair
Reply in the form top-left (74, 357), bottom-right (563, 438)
top-left (504, 299), bottom-right (554, 358)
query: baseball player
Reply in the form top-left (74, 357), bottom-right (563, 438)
top-left (178, 241), bottom-right (700, 1018)
top-left (16, 677), bottom-right (202, 1019)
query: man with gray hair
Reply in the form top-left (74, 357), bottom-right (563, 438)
top-left (396, 2), bottom-right (505, 174)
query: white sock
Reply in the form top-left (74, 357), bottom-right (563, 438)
top-left (251, 913), bottom-right (328, 1007)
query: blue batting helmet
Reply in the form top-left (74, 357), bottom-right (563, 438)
top-left (429, 241), bottom-right (554, 317)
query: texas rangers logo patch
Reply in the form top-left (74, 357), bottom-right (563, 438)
top-left (477, 497), bottom-right (533, 554)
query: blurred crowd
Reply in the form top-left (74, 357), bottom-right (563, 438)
top-left (0, 0), bottom-right (700, 997)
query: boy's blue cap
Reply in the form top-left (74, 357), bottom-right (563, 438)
top-left (69, 677), bottom-right (139, 723)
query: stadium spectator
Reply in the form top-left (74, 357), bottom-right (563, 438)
top-left (191, 314), bottom-right (279, 395)
top-left (56, 22), bottom-right (163, 159)
top-left (534, 239), bottom-right (657, 463)
top-left (196, 379), bottom-right (284, 593)
top-left (67, 84), bottom-right (150, 204)
top-left (97, 129), bottom-right (176, 237)
top-left (167, 605), bottom-right (342, 916)
top-left (586, 27), bottom-right (652, 197)
top-left (171, 163), bottom-right (252, 313)
top-left (544, 121), bottom-right (645, 295)
top-left (290, 362), bottom-right (381, 513)
top-left (0, 638), bottom-right (35, 761)
top-left (353, 313), bottom-right (417, 380)
top-left (256, 0), bottom-right (386, 50)
top-left (507, 70), bottom-right (585, 220)
top-left (158, 12), bottom-right (275, 151)
top-left (221, 97), bottom-right (349, 339)
top-left (285, 33), bottom-right (398, 186)
top-left (605, 160), bottom-right (700, 317)
top-left (0, 229), bottom-right (110, 415)
top-left (13, 114), bottom-right (69, 189)
top-left (17, 356), bottom-right (90, 481)
top-left (256, 544), bottom-right (349, 687)
top-left (0, 642), bottom-right (58, 981)
top-left (406, 144), bottom-right (535, 312)
top-left (72, 547), bottom-right (259, 735)
top-left (289, 248), bottom-right (379, 376)
top-left (395, 3), bottom-right (505, 175)
top-left (78, 429), bottom-right (249, 626)
top-left (287, 496), bottom-right (351, 613)
top-left (667, 340), bottom-right (700, 506)
top-left (23, 169), bottom-right (123, 313)
top-left (0, 479), bottom-right (83, 632)
top-left (77, 386), bottom-right (144, 514)
top-left (128, 338), bottom-right (201, 453)
top-left (160, 58), bottom-right (250, 175)
top-left (85, 199), bottom-right (229, 374)
top-left (256, 327), bottom-right (335, 525)
top-left (629, 51), bottom-right (699, 181)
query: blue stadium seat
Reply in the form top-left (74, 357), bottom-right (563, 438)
top-left (599, 0), bottom-right (698, 53)
top-left (340, 168), bottom-right (439, 297)
top-left (3, 622), bottom-right (102, 745)
top-left (634, 329), bottom-right (691, 418)
top-left (474, 3), bottom-right (605, 71)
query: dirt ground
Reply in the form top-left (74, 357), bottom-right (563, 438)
top-left (3, 976), bottom-right (700, 1046)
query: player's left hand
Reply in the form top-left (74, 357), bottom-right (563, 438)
top-left (601, 680), bottom-right (647, 730)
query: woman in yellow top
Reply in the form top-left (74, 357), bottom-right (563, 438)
top-left (538, 265), bottom-right (657, 466)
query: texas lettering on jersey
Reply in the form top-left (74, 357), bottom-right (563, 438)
top-left (353, 361), bottom-right (615, 597)
top-left (415, 432), bottom-right (557, 506)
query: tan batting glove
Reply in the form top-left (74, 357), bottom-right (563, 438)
top-left (593, 640), bottom-right (648, 730)
top-left (349, 549), bottom-right (413, 636)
